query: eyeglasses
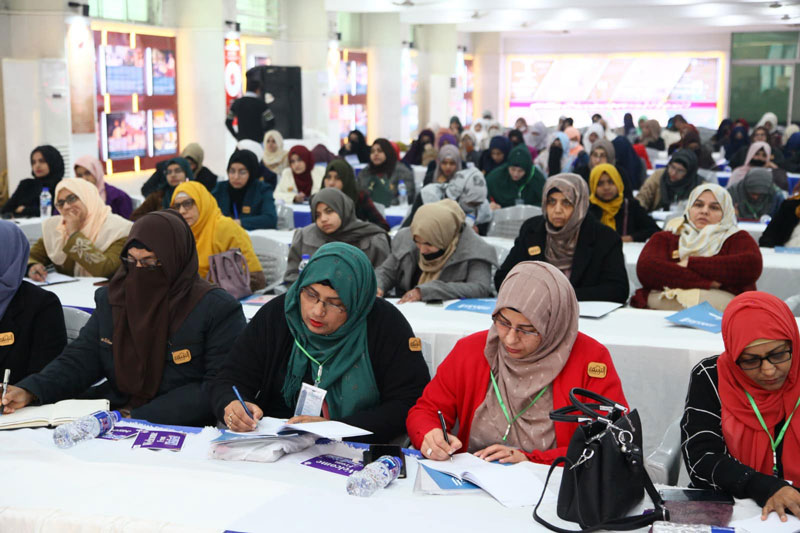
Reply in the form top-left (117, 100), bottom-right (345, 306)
top-left (171, 198), bottom-right (195, 211)
top-left (228, 169), bottom-right (249, 178)
top-left (121, 256), bottom-right (162, 270)
top-left (165, 167), bottom-right (185, 176)
top-left (492, 313), bottom-right (540, 338)
top-left (667, 163), bottom-right (687, 177)
top-left (737, 344), bottom-right (792, 370)
top-left (55, 194), bottom-right (80, 209)
top-left (300, 287), bottom-right (347, 315)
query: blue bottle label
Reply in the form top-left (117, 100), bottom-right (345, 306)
top-left (92, 411), bottom-right (120, 436)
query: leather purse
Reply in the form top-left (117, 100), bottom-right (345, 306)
top-left (206, 249), bottom-right (252, 299)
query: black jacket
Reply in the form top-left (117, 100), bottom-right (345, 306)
top-left (17, 286), bottom-right (246, 426)
top-left (494, 214), bottom-right (629, 303)
top-left (0, 281), bottom-right (67, 384)
top-left (225, 94), bottom-right (275, 142)
top-left (759, 197), bottom-right (800, 248)
top-left (588, 200), bottom-right (660, 243)
top-left (209, 294), bottom-right (431, 443)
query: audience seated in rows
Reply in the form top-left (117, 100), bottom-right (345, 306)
top-left (275, 145), bottom-right (323, 204)
top-left (213, 149), bottom-right (277, 231)
top-left (321, 160), bottom-right (388, 230)
top-left (486, 143), bottom-right (546, 209)
top-left (359, 138), bottom-right (415, 207)
top-left (588, 163), bottom-right (659, 243)
top-left (637, 149), bottom-right (705, 213)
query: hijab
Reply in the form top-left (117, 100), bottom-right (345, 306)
top-left (583, 123), bottom-right (606, 153)
top-left (726, 126), bottom-right (750, 160)
top-left (438, 133), bottom-right (458, 149)
top-left (564, 126), bottom-right (584, 156)
top-left (181, 142), bottom-right (205, 170)
top-left (785, 132), bottom-right (800, 158)
top-left (548, 132), bottom-right (570, 176)
top-left (783, 124), bottom-right (800, 147)
top-left (345, 130), bottom-right (370, 163)
top-left (311, 143), bottom-right (337, 164)
top-left (589, 164), bottom-right (625, 231)
top-left (42, 178), bottom-right (133, 276)
top-left (729, 142), bottom-right (772, 188)
top-left (530, 121), bottom-right (548, 151)
top-left (543, 174), bottom-right (590, 277)
top-left (641, 119), bottom-right (662, 144)
top-left (659, 149), bottom-right (701, 210)
top-left (470, 261), bottom-right (578, 453)
top-left (74, 155), bottom-right (108, 201)
top-left (717, 291), bottom-right (800, 483)
top-left (31, 145), bottom-right (65, 192)
top-left (107, 209), bottom-right (212, 407)
top-left (435, 145), bottom-right (462, 183)
top-left (729, 168), bottom-right (778, 220)
top-left (481, 136), bottom-right (511, 174)
top-left (306, 188), bottom-right (387, 252)
top-left (0, 221), bottom-right (29, 320)
top-left (323, 159), bottom-right (358, 204)
top-left (756, 112), bottom-right (779, 133)
top-left (612, 136), bottom-right (643, 189)
top-left (486, 143), bottom-right (534, 206)
top-left (263, 130), bottom-right (288, 169)
top-left (288, 145), bottom-right (315, 197)
top-left (590, 139), bottom-right (616, 167)
top-left (667, 183), bottom-right (740, 260)
top-left (508, 129), bottom-right (525, 147)
top-left (160, 157), bottom-right (194, 209)
top-left (410, 199), bottom-right (466, 284)
top-left (623, 113), bottom-right (636, 136)
top-left (226, 149), bottom-right (260, 215)
top-left (368, 138), bottom-right (398, 176)
top-left (460, 131), bottom-right (478, 159)
top-left (282, 242), bottom-right (379, 418)
top-left (402, 129), bottom-right (435, 166)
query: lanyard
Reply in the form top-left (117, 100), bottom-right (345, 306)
top-left (294, 340), bottom-right (330, 386)
top-left (746, 391), bottom-right (800, 476)
top-left (490, 371), bottom-right (548, 442)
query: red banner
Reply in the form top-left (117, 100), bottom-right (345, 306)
top-left (224, 37), bottom-right (242, 115)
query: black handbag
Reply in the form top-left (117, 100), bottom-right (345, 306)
top-left (533, 388), bottom-right (669, 532)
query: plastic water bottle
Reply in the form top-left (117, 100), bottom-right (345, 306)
top-left (398, 182), bottom-right (408, 206)
top-left (52, 410), bottom-right (121, 448)
top-left (298, 254), bottom-right (310, 273)
top-left (346, 455), bottom-right (401, 497)
top-left (651, 522), bottom-right (734, 533)
top-left (39, 187), bottom-right (52, 217)
top-left (760, 214), bottom-right (772, 225)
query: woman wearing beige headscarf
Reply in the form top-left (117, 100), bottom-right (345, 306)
top-left (375, 199), bottom-right (497, 303)
top-left (26, 178), bottom-right (132, 281)
top-left (407, 261), bottom-right (628, 463)
top-left (262, 130), bottom-right (289, 175)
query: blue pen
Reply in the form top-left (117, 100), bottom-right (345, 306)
top-left (233, 204), bottom-right (239, 220)
top-left (232, 385), bottom-right (254, 419)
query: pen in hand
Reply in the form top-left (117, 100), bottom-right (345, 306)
top-left (1, 369), bottom-right (10, 415)
top-left (232, 385), bottom-right (254, 420)
top-left (437, 410), bottom-right (454, 459)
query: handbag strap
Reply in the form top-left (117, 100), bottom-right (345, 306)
top-left (549, 403), bottom-right (607, 423)
top-left (569, 388), bottom-right (628, 419)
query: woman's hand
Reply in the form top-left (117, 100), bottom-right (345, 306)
top-left (398, 288), bottom-right (422, 304)
top-left (376, 288), bottom-right (384, 298)
top-left (678, 258), bottom-right (689, 267)
top-left (233, 219), bottom-right (242, 226)
top-left (474, 444), bottom-right (529, 464)
top-left (621, 235), bottom-right (634, 243)
top-left (14, 205), bottom-right (25, 215)
top-left (1, 385), bottom-right (35, 414)
top-left (490, 201), bottom-right (502, 211)
top-left (62, 208), bottom-right (85, 235)
top-left (421, 428), bottom-right (462, 460)
top-left (223, 400), bottom-right (263, 432)
top-left (293, 193), bottom-right (307, 204)
top-left (766, 161), bottom-right (778, 169)
top-left (762, 485), bottom-right (800, 521)
top-left (287, 415), bottom-right (327, 424)
top-left (27, 263), bottom-right (47, 282)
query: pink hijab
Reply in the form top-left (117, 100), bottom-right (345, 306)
top-left (728, 142), bottom-right (771, 189)
top-left (74, 155), bottom-right (108, 201)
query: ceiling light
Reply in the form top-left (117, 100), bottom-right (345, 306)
top-left (770, 2), bottom-right (782, 8)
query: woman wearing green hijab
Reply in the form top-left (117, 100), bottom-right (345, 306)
top-left (485, 143), bottom-right (546, 209)
top-left (211, 242), bottom-right (430, 442)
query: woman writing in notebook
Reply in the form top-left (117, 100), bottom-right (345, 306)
top-left (406, 261), bottom-right (627, 464)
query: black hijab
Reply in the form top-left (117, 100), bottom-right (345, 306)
top-left (31, 145), bottom-right (64, 191)
top-left (508, 129), bottom-right (525, 146)
top-left (226, 149), bottom-right (260, 215)
top-left (343, 129), bottom-right (370, 163)
top-left (402, 129), bottom-right (435, 166)
top-left (368, 138), bottom-right (398, 176)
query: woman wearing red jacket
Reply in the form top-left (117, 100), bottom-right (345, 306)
top-left (631, 183), bottom-right (762, 311)
top-left (406, 261), bottom-right (628, 465)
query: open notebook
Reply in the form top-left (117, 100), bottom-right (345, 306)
top-left (0, 399), bottom-right (109, 430)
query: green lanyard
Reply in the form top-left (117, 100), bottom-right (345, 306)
top-left (490, 371), bottom-right (548, 442)
top-left (294, 340), bottom-right (330, 386)
top-left (745, 391), bottom-right (800, 476)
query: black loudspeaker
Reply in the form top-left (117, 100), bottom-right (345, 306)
top-left (247, 66), bottom-right (303, 140)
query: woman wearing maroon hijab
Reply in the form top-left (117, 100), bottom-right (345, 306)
top-left (275, 145), bottom-right (324, 204)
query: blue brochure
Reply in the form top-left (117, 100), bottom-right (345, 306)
top-left (420, 464), bottom-right (480, 491)
top-left (775, 247), bottom-right (800, 254)
top-left (665, 302), bottom-right (723, 333)
top-left (445, 299), bottom-right (497, 315)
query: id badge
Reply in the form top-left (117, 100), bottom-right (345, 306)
top-left (294, 382), bottom-right (327, 417)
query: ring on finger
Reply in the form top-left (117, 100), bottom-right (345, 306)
top-left (427, 448), bottom-right (433, 457)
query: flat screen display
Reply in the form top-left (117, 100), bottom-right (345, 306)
top-left (105, 45), bottom-right (145, 95)
top-left (151, 109), bottom-right (178, 156)
top-left (151, 48), bottom-right (176, 95)
top-left (105, 111), bottom-right (147, 159)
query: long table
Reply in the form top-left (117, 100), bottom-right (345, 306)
top-left (290, 203), bottom-right (409, 228)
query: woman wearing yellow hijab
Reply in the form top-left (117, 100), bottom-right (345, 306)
top-left (170, 181), bottom-right (266, 292)
top-left (588, 163), bottom-right (659, 243)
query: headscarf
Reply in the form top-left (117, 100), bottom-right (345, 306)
top-left (288, 145), bottom-right (315, 197)
top-left (589, 164), bottom-right (625, 231)
top-left (756, 112), bottom-right (779, 133)
top-left (42, 178), bottom-right (133, 276)
top-left (564, 126), bottom-right (583, 156)
top-left (658, 149), bottom-right (701, 210)
top-left (729, 142), bottom-right (772, 188)
top-left (548, 132), bottom-right (571, 175)
top-left (262, 130), bottom-right (288, 170)
top-left (282, 242), bottom-right (379, 418)
top-left (481, 135), bottom-right (511, 174)
top-left (613, 136), bottom-right (644, 189)
top-left (530, 121), bottom-right (548, 151)
top-left (311, 143), bottom-right (337, 164)
top-left (160, 157), bottom-right (194, 209)
top-left (344, 130), bottom-right (370, 163)
top-left (783, 124), bottom-right (800, 147)
top-left (481, 121), bottom-right (503, 150)
top-left (668, 183), bottom-right (740, 260)
top-left (323, 159), bottom-right (358, 204)
top-left (402, 129), bottom-right (435, 166)
top-left (410, 199), bottom-right (466, 284)
top-left (107, 210), bottom-right (213, 408)
top-left (583, 123), bottom-right (606, 153)
top-left (225, 149), bottom-right (260, 215)
top-left (368, 138), bottom-right (398, 176)
top-left (306, 188), bottom-right (387, 251)
top-left (181, 143), bottom-right (205, 169)
top-left (450, 115), bottom-right (464, 135)
top-left (0, 221), bottom-right (29, 320)
top-left (640, 119), bottom-right (662, 145)
top-left (470, 261), bottom-right (578, 453)
top-left (543, 174), bottom-right (590, 277)
top-left (30, 145), bottom-right (65, 193)
top-left (590, 139), bottom-right (616, 167)
top-left (623, 113), bottom-right (636, 136)
top-left (486, 143), bottom-right (534, 206)
top-left (785, 132), bottom-right (800, 158)
top-left (73, 155), bottom-right (107, 201)
top-left (729, 168), bottom-right (778, 220)
top-left (726, 126), bottom-right (750, 160)
top-left (471, 119), bottom-right (488, 145)
top-left (508, 129), bottom-right (525, 147)
top-left (434, 145), bottom-right (462, 183)
top-left (717, 292), bottom-right (800, 483)
top-left (438, 133), bottom-right (458, 149)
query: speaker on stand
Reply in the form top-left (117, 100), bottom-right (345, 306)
top-left (246, 66), bottom-right (303, 140)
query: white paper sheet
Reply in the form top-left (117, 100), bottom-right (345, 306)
top-left (23, 272), bottom-right (77, 286)
top-left (729, 512), bottom-right (800, 532)
top-left (578, 301), bottom-right (623, 318)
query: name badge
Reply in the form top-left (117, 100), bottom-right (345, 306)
top-left (242, 206), bottom-right (251, 214)
top-left (0, 332), bottom-right (14, 346)
top-left (528, 246), bottom-right (541, 256)
top-left (172, 349), bottom-right (192, 365)
top-left (409, 337), bottom-right (422, 352)
top-left (587, 362), bottom-right (607, 379)
top-left (294, 382), bottom-right (327, 417)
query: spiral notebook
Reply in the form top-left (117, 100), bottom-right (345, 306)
top-left (0, 399), bottom-right (109, 429)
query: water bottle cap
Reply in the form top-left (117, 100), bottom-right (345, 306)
top-left (301, 254), bottom-right (310, 260)
top-left (110, 410), bottom-right (122, 422)
top-left (42, 187), bottom-right (49, 192)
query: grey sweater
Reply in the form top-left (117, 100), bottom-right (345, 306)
top-left (376, 226), bottom-right (498, 301)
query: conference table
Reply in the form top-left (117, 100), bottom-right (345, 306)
top-left (289, 203), bottom-right (410, 229)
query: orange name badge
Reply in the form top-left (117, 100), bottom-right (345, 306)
top-left (408, 337), bottom-right (422, 352)
top-left (242, 206), bottom-right (252, 214)
top-left (172, 349), bottom-right (192, 365)
top-left (0, 332), bottom-right (14, 346)
top-left (587, 362), bottom-right (607, 379)
top-left (528, 246), bottom-right (541, 256)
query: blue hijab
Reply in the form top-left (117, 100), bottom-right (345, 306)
top-left (480, 135), bottom-right (512, 174)
top-left (612, 136), bottom-right (644, 189)
top-left (785, 132), bottom-right (800, 158)
top-left (725, 126), bottom-right (749, 160)
top-left (0, 221), bottom-right (30, 320)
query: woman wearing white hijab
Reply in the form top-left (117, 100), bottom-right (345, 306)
top-left (262, 130), bottom-right (289, 175)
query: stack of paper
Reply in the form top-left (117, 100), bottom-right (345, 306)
top-left (211, 417), bottom-right (371, 444)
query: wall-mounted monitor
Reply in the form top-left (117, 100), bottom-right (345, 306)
top-left (102, 111), bottom-right (148, 160)
top-left (150, 109), bottom-right (178, 156)
top-left (103, 45), bottom-right (145, 95)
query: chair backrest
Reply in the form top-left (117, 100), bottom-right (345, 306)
top-left (276, 204), bottom-right (295, 230)
top-left (786, 294), bottom-right (800, 317)
top-left (19, 221), bottom-right (43, 246)
top-left (248, 234), bottom-right (289, 293)
top-left (130, 195), bottom-right (143, 211)
top-left (62, 306), bottom-right (91, 343)
top-left (487, 205), bottom-right (542, 239)
top-left (644, 416), bottom-right (682, 485)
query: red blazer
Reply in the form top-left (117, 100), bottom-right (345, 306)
top-left (631, 230), bottom-right (762, 308)
top-left (406, 330), bottom-right (628, 464)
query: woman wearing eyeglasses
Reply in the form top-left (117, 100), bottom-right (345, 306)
top-left (212, 149), bottom-right (277, 230)
top-left (210, 242), bottom-right (430, 442)
top-left (406, 261), bottom-right (627, 464)
top-left (681, 291), bottom-right (800, 521)
top-left (636, 149), bottom-right (706, 213)
top-left (3, 210), bottom-right (247, 425)
top-left (26, 178), bottom-right (132, 282)
top-left (131, 157), bottom-right (193, 221)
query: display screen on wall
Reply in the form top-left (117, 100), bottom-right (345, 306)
top-left (151, 109), bottom-right (178, 156)
top-left (104, 45), bottom-right (145, 95)
top-left (103, 111), bottom-right (148, 159)
top-left (505, 52), bottom-right (725, 129)
top-left (150, 49), bottom-right (176, 95)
